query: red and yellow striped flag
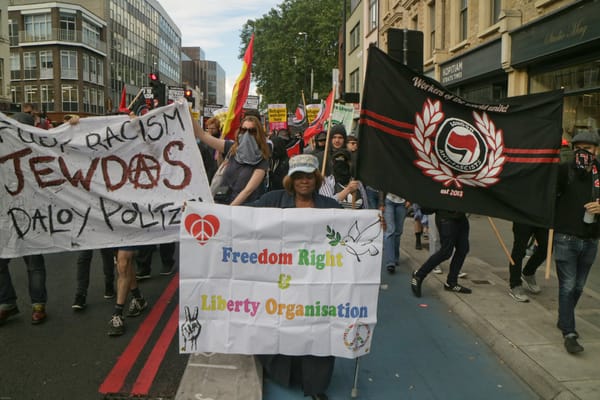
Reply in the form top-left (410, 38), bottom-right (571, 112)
top-left (221, 34), bottom-right (255, 140)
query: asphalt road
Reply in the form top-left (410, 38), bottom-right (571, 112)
top-left (0, 249), bottom-right (186, 400)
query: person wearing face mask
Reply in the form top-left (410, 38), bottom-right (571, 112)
top-left (194, 115), bottom-right (270, 205)
top-left (553, 129), bottom-right (600, 354)
top-left (318, 149), bottom-right (369, 209)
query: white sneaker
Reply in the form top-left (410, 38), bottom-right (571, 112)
top-left (509, 286), bottom-right (530, 302)
top-left (458, 272), bottom-right (468, 278)
top-left (432, 267), bottom-right (443, 274)
top-left (521, 274), bottom-right (541, 294)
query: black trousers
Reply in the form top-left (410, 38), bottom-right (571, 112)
top-left (135, 243), bottom-right (176, 273)
top-left (508, 223), bottom-right (548, 288)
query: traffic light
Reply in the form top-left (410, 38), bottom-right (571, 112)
top-left (184, 89), bottom-right (195, 108)
top-left (148, 72), bottom-right (165, 107)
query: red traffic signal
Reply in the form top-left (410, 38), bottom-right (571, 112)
top-left (148, 72), bottom-right (159, 81)
top-left (184, 89), bottom-right (193, 98)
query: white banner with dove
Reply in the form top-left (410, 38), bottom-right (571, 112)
top-left (178, 202), bottom-right (382, 358)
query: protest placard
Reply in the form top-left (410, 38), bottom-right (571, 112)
top-left (179, 202), bottom-right (382, 358)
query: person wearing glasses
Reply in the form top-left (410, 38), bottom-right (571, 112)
top-left (194, 115), bottom-right (270, 205)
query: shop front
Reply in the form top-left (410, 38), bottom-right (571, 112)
top-left (511, 0), bottom-right (600, 139)
top-left (439, 39), bottom-right (507, 103)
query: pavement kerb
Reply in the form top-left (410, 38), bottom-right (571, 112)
top-left (402, 247), bottom-right (579, 400)
top-left (175, 353), bottom-right (263, 400)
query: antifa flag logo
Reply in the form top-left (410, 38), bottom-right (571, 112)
top-left (436, 118), bottom-right (487, 173)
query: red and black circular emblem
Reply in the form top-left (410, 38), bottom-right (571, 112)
top-left (435, 118), bottom-right (488, 173)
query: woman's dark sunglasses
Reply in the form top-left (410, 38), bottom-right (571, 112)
top-left (240, 127), bottom-right (258, 135)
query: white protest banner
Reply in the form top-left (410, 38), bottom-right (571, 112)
top-left (330, 102), bottom-right (355, 135)
top-left (0, 101), bottom-right (212, 258)
top-left (179, 202), bottom-right (382, 358)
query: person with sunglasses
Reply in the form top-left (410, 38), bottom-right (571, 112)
top-left (194, 115), bottom-right (271, 205)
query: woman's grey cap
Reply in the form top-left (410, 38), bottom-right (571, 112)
top-left (572, 130), bottom-right (600, 145)
top-left (288, 154), bottom-right (319, 176)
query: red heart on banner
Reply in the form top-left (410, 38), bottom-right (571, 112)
top-left (184, 214), bottom-right (220, 245)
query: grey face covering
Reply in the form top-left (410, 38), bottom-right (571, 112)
top-left (235, 132), bottom-right (263, 165)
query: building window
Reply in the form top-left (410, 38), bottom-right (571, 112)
top-left (82, 20), bottom-right (101, 48)
top-left (59, 13), bottom-right (76, 41)
top-left (0, 60), bottom-right (3, 97)
top-left (429, 2), bottom-right (436, 57)
top-left (90, 88), bottom-right (98, 114)
top-left (23, 52), bottom-right (37, 80)
top-left (90, 56), bottom-right (97, 83)
top-left (24, 85), bottom-right (38, 104)
top-left (83, 87), bottom-right (90, 113)
top-left (11, 86), bottom-right (22, 104)
top-left (350, 68), bottom-right (360, 93)
top-left (82, 54), bottom-right (89, 81)
top-left (8, 19), bottom-right (18, 46)
top-left (98, 90), bottom-right (105, 115)
top-left (350, 23), bottom-right (360, 52)
top-left (39, 51), bottom-right (53, 80)
top-left (10, 52), bottom-right (20, 80)
top-left (460, 0), bottom-right (468, 41)
top-left (62, 84), bottom-right (78, 112)
top-left (41, 85), bottom-right (54, 112)
top-left (491, 0), bottom-right (501, 25)
top-left (24, 14), bottom-right (51, 41)
top-left (97, 60), bottom-right (104, 86)
top-left (368, 0), bottom-right (377, 32)
top-left (60, 50), bottom-right (77, 79)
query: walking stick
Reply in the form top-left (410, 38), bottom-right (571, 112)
top-left (545, 229), bottom-right (554, 279)
top-left (487, 217), bottom-right (515, 265)
top-left (351, 357), bottom-right (360, 398)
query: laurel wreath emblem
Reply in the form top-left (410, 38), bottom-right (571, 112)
top-left (410, 99), bottom-right (506, 189)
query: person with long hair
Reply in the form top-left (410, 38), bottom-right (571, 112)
top-left (194, 115), bottom-right (270, 205)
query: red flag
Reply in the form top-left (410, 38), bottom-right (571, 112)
top-left (118, 86), bottom-right (129, 114)
top-left (303, 90), bottom-right (334, 145)
top-left (221, 34), bottom-right (255, 140)
top-left (286, 140), bottom-right (302, 158)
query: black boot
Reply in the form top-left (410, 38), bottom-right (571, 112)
top-left (415, 232), bottom-right (423, 250)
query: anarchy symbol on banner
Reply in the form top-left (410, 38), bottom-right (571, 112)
top-left (343, 322), bottom-right (371, 352)
top-left (410, 99), bottom-right (506, 189)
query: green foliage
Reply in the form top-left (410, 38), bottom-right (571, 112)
top-left (240, 0), bottom-right (343, 110)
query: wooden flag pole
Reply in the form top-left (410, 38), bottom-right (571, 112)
top-left (487, 217), bottom-right (515, 265)
top-left (320, 84), bottom-right (337, 177)
top-left (127, 89), bottom-right (144, 112)
top-left (545, 229), bottom-right (554, 279)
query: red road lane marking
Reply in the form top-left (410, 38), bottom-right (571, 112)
top-left (99, 273), bottom-right (179, 394)
top-left (131, 305), bottom-right (180, 395)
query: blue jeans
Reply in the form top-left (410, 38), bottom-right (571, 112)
top-left (382, 199), bottom-right (407, 267)
top-left (0, 255), bottom-right (47, 306)
top-left (365, 186), bottom-right (380, 210)
top-left (416, 214), bottom-right (469, 285)
top-left (553, 233), bottom-right (598, 336)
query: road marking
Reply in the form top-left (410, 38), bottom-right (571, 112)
top-left (99, 273), bottom-right (179, 395)
top-left (131, 305), bottom-right (180, 395)
top-left (188, 363), bottom-right (239, 370)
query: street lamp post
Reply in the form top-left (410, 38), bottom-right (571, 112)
top-left (298, 32), bottom-right (308, 98)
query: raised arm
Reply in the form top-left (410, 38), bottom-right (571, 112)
top-left (191, 116), bottom-right (226, 154)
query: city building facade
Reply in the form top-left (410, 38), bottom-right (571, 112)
top-left (8, 0), bottom-right (181, 122)
top-left (351, 0), bottom-right (600, 140)
top-left (0, 2), bottom-right (11, 112)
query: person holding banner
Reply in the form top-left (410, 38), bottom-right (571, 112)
top-left (194, 115), bottom-right (270, 205)
top-left (250, 154), bottom-right (341, 400)
top-left (553, 129), bottom-right (600, 354)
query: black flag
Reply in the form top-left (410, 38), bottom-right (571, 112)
top-left (357, 46), bottom-right (563, 227)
